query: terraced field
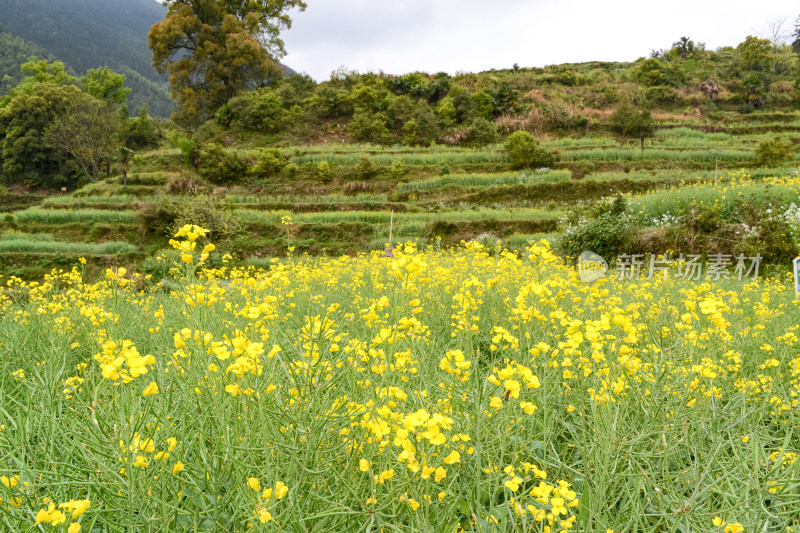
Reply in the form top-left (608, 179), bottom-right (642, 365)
top-left (0, 126), bottom-right (798, 280)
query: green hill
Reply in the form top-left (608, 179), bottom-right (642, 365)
top-left (0, 32), bottom-right (59, 94)
top-left (0, 0), bottom-right (173, 117)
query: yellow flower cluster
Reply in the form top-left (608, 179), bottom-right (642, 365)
top-left (3, 233), bottom-right (800, 530)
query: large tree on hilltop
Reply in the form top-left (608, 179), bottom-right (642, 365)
top-left (148, 0), bottom-right (306, 126)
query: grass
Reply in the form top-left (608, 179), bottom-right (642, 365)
top-left (584, 166), bottom-right (800, 183)
top-left (290, 150), bottom-right (508, 166)
top-left (41, 195), bottom-right (143, 207)
top-left (398, 170), bottom-right (571, 192)
top-left (234, 208), bottom-right (562, 226)
top-left (629, 175), bottom-right (800, 221)
top-left (11, 208), bottom-right (141, 224)
top-left (561, 147), bottom-right (757, 163)
top-left (0, 239), bottom-right (137, 254)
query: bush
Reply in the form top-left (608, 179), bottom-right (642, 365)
top-left (558, 196), bottom-right (637, 261)
top-left (248, 149), bottom-right (289, 179)
top-left (172, 135), bottom-right (197, 166)
top-left (463, 118), bottom-right (498, 148)
top-left (226, 88), bottom-right (287, 133)
top-left (140, 194), bottom-right (243, 254)
top-left (353, 154), bottom-right (380, 179)
top-left (609, 104), bottom-right (654, 138)
top-left (318, 160), bottom-right (332, 182)
top-left (197, 143), bottom-right (247, 183)
top-left (505, 131), bottom-right (557, 169)
top-left (348, 110), bottom-right (391, 144)
top-left (755, 136), bottom-right (794, 167)
top-left (390, 160), bottom-right (407, 180)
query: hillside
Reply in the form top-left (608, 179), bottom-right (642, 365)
top-left (0, 32), bottom-right (59, 93)
top-left (0, 0), bottom-right (173, 116)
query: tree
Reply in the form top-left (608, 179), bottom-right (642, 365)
top-left (755, 136), bottom-right (794, 167)
top-left (737, 35), bottom-right (772, 71)
top-left (13, 60), bottom-right (76, 94)
top-left (672, 36), bottom-right (695, 59)
top-left (793, 14), bottom-right (800, 53)
top-left (610, 103), bottom-right (653, 139)
top-left (44, 92), bottom-right (122, 182)
top-left (0, 82), bottom-right (82, 184)
top-left (505, 131), bottom-right (557, 169)
top-left (148, 0), bottom-right (307, 126)
top-left (81, 67), bottom-right (131, 105)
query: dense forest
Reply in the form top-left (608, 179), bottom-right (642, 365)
top-left (0, 0), bottom-right (172, 116)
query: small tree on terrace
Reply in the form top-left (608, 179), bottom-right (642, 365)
top-left (505, 131), bottom-right (557, 169)
top-left (44, 93), bottom-right (121, 182)
top-left (610, 103), bottom-right (654, 139)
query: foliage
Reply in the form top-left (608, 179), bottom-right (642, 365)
top-left (609, 103), bottom-right (654, 138)
top-left (0, 32), bottom-right (57, 94)
top-left (248, 148), bottom-right (289, 179)
top-left (0, 0), bottom-right (173, 116)
top-left (80, 66), bottom-right (131, 105)
top-left (348, 110), bottom-right (391, 144)
top-left (121, 105), bottom-right (161, 150)
top-left (353, 154), bottom-right (380, 179)
top-left (630, 58), bottom-right (686, 87)
top-left (755, 136), bottom-right (795, 167)
top-left (463, 118), bottom-right (499, 148)
top-left (225, 87), bottom-right (288, 133)
top-left (390, 159), bottom-right (407, 180)
top-left (504, 130), bottom-right (557, 169)
top-left (672, 36), bottom-right (696, 59)
top-left (148, 0), bottom-right (307, 125)
top-left (737, 35), bottom-right (772, 71)
top-left (44, 92), bottom-right (122, 182)
top-left (196, 143), bottom-right (247, 183)
top-left (168, 133), bottom-right (197, 166)
top-left (558, 194), bottom-right (637, 260)
top-left (0, 80), bottom-right (83, 186)
top-left (317, 160), bottom-right (332, 182)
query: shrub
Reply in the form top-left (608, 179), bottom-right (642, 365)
top-left (348, 110), bottom-right (391, 144)
top-left (248, 149), bottom-right (289, 179)
top-left (141, 248), bottom-right (183, 280)
top-left (390, 160), bottom-right (407, 180)
top-left (174, 135), bottom-right (197, 166)
top-left (755, 136), bottom-right (794, 167)
top-left (167, 175), bottom-right (204, 195)
top-left (505, 130), bottom-right (557, 169)
top-left (226, 87), bottom-right (287, 133)
top-left (197, 143), bottom-right (247, 183)
top-left (318, 160), bottom-right (332, 182)
top-left (609, 104), bottom-right (654, 138)
top-left (558, 194), bottom-right (636, 260)
top-left (353, 154), bottom-right (380, 179)
top-left (558, 212), bottom-right (636, 261)
top-left (463, 118), bottom-right (498, 147)
top-left (141, 195), bottom-right (243, 254)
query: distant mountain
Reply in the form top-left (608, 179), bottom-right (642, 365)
top-left (0, 0), bottom-right (174, 117)
top-left (0, 32), bottom-right (59, 93)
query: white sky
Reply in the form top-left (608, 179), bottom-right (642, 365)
top-left (280, 0), bottom-right (800, 80)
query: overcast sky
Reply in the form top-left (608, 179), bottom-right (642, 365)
top-left (280, 0), bottom-right (800, 80)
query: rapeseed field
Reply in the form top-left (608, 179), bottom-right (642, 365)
top-left (1, 226), bottom-right (798, 532)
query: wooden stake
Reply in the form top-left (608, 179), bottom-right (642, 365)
top-left (714, 156), bottom-right (718, 185)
